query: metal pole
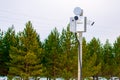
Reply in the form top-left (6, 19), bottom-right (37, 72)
top-left (70, 6), bottom-right (93, 80)
top-left (77, 33), bottom-right (80, 80)
top-left (77, 32), bottom-right (82, 80)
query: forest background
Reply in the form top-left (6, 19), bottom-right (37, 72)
top-left (0, 21), bottom-right (120, 80)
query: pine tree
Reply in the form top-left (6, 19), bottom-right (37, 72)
top-left (42, 28), bottom-right (61, 79)
top-left (0, 29), bottom-right (4, 76)
top-left (59, 26), bottom-right (77, 80)
top-left (82, 38), bottom-right (101, 79)
top-left (113, 36), bottom-right (120, 78)
top-left (8, 21), bottom-right (42, 79)
top-left (102, 40), bottom-right (116, 79)
top-left (0, 27), bottom-right (16, 76)
top-left (87, 37), bottom-right (102, 80)
top-left (82, 37), bottom-right (89, 78)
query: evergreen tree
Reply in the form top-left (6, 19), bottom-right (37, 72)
top-left (59, 26), bottom-right (77, 80)
top-left (42, 28), bottom-right (61, 79)
top-left (102, 40), bottom-right (116, 79)
top-left (8, 21), bottom-right (42, 79)
top-left (0, 29), bottom-right (4, 76)
top-left (0, 27), bottom-right (16, 76)
top-left (82, 38), bottom-right (101, 79)
top-left (87, 37), bottom-right (102, 80)
top-left (82, 37), bottom-right (90, 78)
top-left (113, 36), bottom-right (120, 78)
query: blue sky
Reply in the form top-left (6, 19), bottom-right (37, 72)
top-left (0, 0), bottom-right (120, 43)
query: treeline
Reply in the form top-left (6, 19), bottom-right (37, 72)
top-left (0, 21), bottom-right (120, 80)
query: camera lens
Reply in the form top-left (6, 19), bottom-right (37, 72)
top-left (74, 16), bottom-right (78, 20)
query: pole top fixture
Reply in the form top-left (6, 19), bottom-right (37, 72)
top-left (74, 7), bottom-right (83, 16)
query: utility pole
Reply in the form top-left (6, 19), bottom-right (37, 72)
top-left (77, 32), bottom-right (82, 80)
top-left (70, 7), bottom-right (94, 80)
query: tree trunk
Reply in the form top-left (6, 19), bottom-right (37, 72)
top-left (46, 77), bottom-right (48, 80)
top-left (110, 76), bottom-right (113, 80)
top-left (93, 76), bottom-right (96, 80)
top-left (66, 78), bottom-right (69, 80)
top-left (49, 78), bottom-right (51, 80)
top-left (96, 76), bottom-right (98, 80)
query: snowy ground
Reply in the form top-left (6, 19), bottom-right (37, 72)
top-left (0, 76), bottom-right (119, 80)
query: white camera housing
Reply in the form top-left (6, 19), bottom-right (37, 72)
top-left (70, 16), bottom-right (87, 33)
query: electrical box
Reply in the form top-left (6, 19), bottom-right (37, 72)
top-left (70, 16), bottom-right (87, 33)
top-left (70, 17), bottom-right (76, 33)
top-left (76, 16), bottom-right (87, 32)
